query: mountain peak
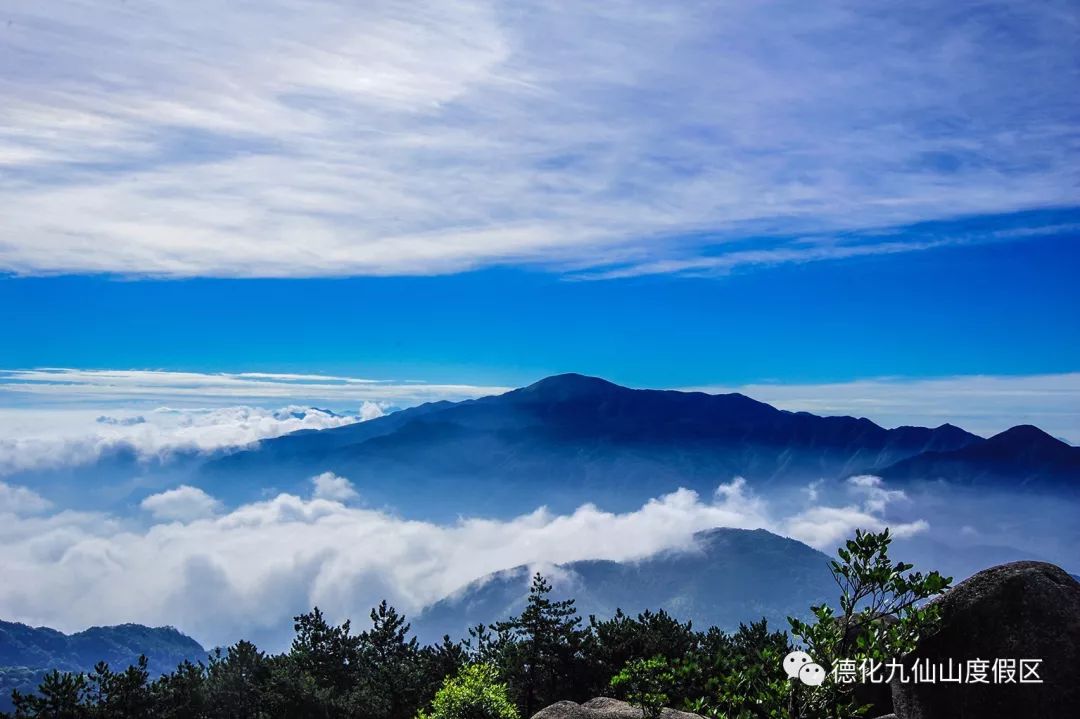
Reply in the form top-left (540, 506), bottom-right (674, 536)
top-left (518, 373), bottom-right (623, 398)
top-left (989, 425), bottom-right (1070, 449)
top-left (412, 527), bottom-right (833, 642)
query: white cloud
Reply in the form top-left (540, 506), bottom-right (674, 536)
top-left (0, 481), bottom-right (52, 515)
top-left (0, 368), bottom-right (504, 406)
top-left (0, 1), bottom-right (1075, 277)
top-left (848, 474), bottom-right (907, 514)
top-left (359, 402), bottom-right (386, 422)
top-left (782, 505), bottom-right (928, 551)
top-left (0, 474), bottom-right (924, 648)
top-left (0, 478), bottom-right (769, 647)
top-left (693, 372), bottom-right (1080, 443)
top-left (0, 368), bottom-right (506, 476)
top-left (0, 405), bottom-right (362, 476)
top-left (141, 485), bottom-right (223, 522)
top-left (781, 474), bottom-right (925, 549)
top-left (310, 472), bottom-right (359, 503)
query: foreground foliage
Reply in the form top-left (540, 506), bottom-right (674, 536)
top-left (3, 530), bottom-right (947, 719)
top-left (417, 664), bottom-right (518, 719)
top-left (788, 529), bottom-right (951, 719)
top-left (609, 657), bottom-right (672, 719)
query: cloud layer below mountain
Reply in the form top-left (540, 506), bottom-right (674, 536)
top-left (0, 405), bottom-right (367, 476)
top-left (0, 475), bottom-right (926, 649)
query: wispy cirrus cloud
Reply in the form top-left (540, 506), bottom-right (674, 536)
top-left (0, 1), bottom-right (1077, 278)
top-left (0, 368), bottom-right (506, 406)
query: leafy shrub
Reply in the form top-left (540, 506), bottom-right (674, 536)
top-left (682, 621), bottom-right (790, 719)
top-left (610, 656), bottom-right (673, 719)
top-left (417, 663), bottom-right (519, 719)
top-left (787, 529), bottom-right (951, 718)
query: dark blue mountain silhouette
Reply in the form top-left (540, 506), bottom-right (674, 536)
top-left (202, 373), bottom-right (1077, 516)
top-left (0, 621), bottom-right (206, 711)
top-left (879, 424), bottom-right (1080, 487)
top-left (411, 527), bottom-right (835, 643)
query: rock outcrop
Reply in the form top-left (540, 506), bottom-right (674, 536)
top-left (892, 560), bottom-right (1080, 719)
top-left (531, 696), bottom-right (703, 719)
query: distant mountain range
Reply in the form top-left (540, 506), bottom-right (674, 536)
top-left (0, 622), bottom-right (206, 711)
top-left (203, 373), bottom-right (1077, 517)
top-left (880, 424), bottom-right (1080, 486)
top-left (412, 527), bottom-right (835, 643)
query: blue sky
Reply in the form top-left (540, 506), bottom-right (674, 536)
top-left (0, 0), bottom-right (1078, 432)
top-left (3, 219), bottom-right (1078, 389)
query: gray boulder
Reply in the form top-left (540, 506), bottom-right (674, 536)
top-left (531, 697), bottom-right (703, 719)
top-left (531, 700), bottom-right (594, 719)
top-left (892, 561), bottom-right (1080, 719)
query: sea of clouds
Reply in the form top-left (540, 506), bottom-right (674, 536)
top-left (0, 405), bottom-right (374, 476)
top-left (0, 472), bottom-right (925, 650)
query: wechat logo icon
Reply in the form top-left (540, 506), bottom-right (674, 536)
top-left (783, 650), bottom-right (827, 686)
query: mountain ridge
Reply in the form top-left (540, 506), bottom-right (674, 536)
top-left (0, 620), bottom-right (206, 673)
top-left (201, 373), bottom-right (1076, 517)
top-left (412, 527), bottom-right (836, 643)
top-left (880, 423), bottom-right (1080, 486)
top-left (0, 620), bottom-right (207, 712)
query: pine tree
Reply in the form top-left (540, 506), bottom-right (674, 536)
top-left (10, 670), bottom-right (89, 719)
top-left (87, 657), bottom-right (153, 719)
top-left (149, 660), bottom-right (209, 719)
top-left (359, 601), bottom-right (422, 719)
top-left (418, 635), bottom-right (468, 703)
top-left (493, 573), bottom-right (587, 716)
top-left (290, 606), bottom-right (361, 696)
top-left (206, 641), bottom-right (268, 719)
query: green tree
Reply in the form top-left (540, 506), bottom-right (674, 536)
top-left (609, 656), bottom-right (673, 719)
top-left (205, 641), bottom-right (269, 719)
top-left (787, 529), bottom-right (951, 719)
top-left (85, 657), bottom-right (153, 718)
top-left (149, 660), bottom-right (209, 719)
top-left (358, 601), bottom-right (423, 719)
top-left (9, 670), bottom-right (90, 719)
top-left (418, 636), bottom-right (469, 706)
top-left (417, 664), bottom-right (519, 719)
top-left (491, 573), bottom-right (588, 716)
top-left (585, 608), bottom-right (697, 696)
top-left (684, 621), bottom-right (790, 719)
top-left (3, 533), bottom-right (951, 719)
top-left (290, 607), bottom-right (362, 697)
